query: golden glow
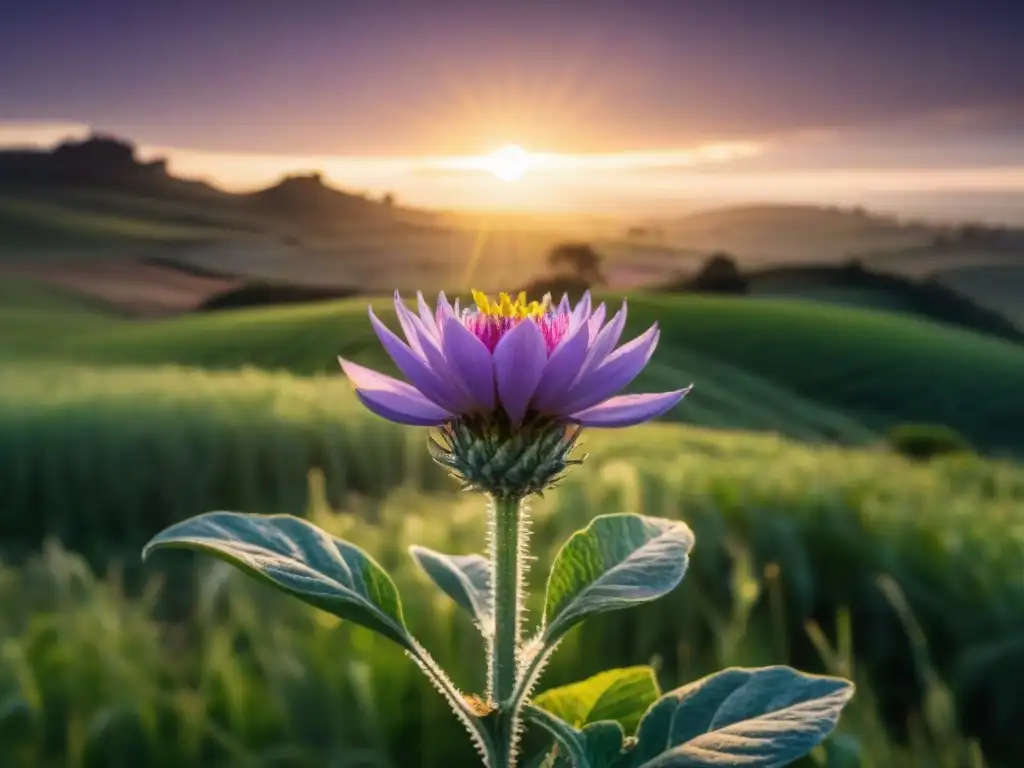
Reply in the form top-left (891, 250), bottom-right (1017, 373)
top-left (13, 122), bottom-right (1024, 217)
top-left (472, 289), bottom-right (548, 318)
top-left (423, 140), bottom-right (762, 178)
top-left (483, 144), bottom-right (532, 182)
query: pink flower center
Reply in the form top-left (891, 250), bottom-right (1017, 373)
top-left (461, 310), bottom-right (570, 354)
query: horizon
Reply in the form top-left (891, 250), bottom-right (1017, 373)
top-left (7, 122), bottom-right (1024, 224)
top-left (3, 1), bottom-right (1024, 220)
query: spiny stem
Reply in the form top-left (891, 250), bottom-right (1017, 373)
top-left (487, 495), bottom-right (531, 768)
top-left (490, 495), bottom-right (523, 706)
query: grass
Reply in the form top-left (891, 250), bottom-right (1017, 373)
top-left (0, 289), bottom-right (881, 445)
top-left (0, 364), bottom-right (447, 556)
top-left (1, 281), bottom-right (1023, 764)
top-left (0, 281), bottom-right (121, 356)
top-left (12, 290), bottom-right (1022, 454)
top-left (749, 282), bottom-right (919, 312)
top-left (625, 295), bottom-right (1024, 455)
top-left (0, 195), bottom-right (225, 249)
top-left (2, 432), bottom-right (1020, 766)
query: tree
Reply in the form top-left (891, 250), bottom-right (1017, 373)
top-left (690, 252), bottom-right (747, 293)
top-left (546, 242), bottom-right (605, 286)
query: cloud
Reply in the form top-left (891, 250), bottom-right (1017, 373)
top-left (0, 122), bottom-right (91, 149)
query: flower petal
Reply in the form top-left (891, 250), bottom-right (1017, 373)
top-left (558, 323), bottom-right (660, 413)
top-left (399, 305), bottom-right (475, 405)
top-left (368, 308), bottom-right (469, 412)
top-left (441, 315), bottom-right (496, 410)
top-left (493, 319), bottom-right (548, 425)
top-left (393, 292), bottom-right (426, 357)
top-left (417, 291), bottom-right (440, 338)
top-left (567, 387), bottom-right (692, 428)
top-left (355, 389), bottom-right (453, 426)
top-left (530, 322), bottom-right (591, 412)
top-left (396, 294), bottom-right (452, 372)
top-left (338, 356), bottom-right (454, 425)
top-left (436, 291), bottom-right (456, 324)
top-left (338, 356), bottom-right (414, 393)
top-left (587, 302), bottom-right (607, 335)
top-left (569, 291), bottom-right (592, 331)
top-left (557, 293), bottom-right (571, 315)
top-left (578, 300), bottom-right (627, 379)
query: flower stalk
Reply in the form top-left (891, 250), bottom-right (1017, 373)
top-left (490, 495), bottom-right (524, 706)
top-left (488, 495), bottom-right (527, 767)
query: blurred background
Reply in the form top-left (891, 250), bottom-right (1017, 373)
top-left (2, 1), bottom-right (1024, 766)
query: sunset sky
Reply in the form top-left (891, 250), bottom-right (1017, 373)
top-left (2, 0), bottom-right (1024, 217)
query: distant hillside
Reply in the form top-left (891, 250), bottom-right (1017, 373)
top-left (0, 132), bottom-right (433, 240)
top-left (656, 204), bottom-right (941, 261)
top-left (744, 262), bottom-right (1024, 343)
top-left (0, 133), bottom-right (226, 200)
top-left (242, 171), bottom-right (437, 231)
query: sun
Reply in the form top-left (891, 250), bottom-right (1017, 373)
top-left (485, 144), bottom-right (531, 182)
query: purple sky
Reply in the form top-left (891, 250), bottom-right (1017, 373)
top-left (3, 0), bottom-right (1024, 219)
top-left (3, 0), bottom-right (1023, 157)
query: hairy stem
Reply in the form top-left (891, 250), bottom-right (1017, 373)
top-left (488, 495), bottom-right (528, 768)
top-left (490, 496), bottom-right (523, 705)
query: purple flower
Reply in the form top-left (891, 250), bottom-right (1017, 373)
top-left (338, 289), bottom-right (691, 430)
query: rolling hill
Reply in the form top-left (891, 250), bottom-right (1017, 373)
top-left (742, 263), bottom-right (1024, 342)
top-left (931, 263), bottom-right (1024, 331)
top-left (655, 204), bottom-right (939, 261)
top-left (4, 283), bottom-right (1024, 454)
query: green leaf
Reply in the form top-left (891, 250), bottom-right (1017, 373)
top-left (629, 666), bottom-right (855, 767)
top-left (534, 666), bottom-right (661, 736)
top-left (524, 708), bottom-right (632, 768)
top-left (543, 514), bottom-right (694, 643)
top-left (143, 512), bottom-right (412, 649)
top-left (576, 722), bottom-right (629, 768)
top-left (409, 545), bottom-right (493, 632)
top-left (523, 705), bottom-right (592, 768)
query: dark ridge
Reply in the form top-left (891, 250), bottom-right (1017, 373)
top-left (654, 256), bottom-right (1024, 343)
top-left (0, 133), bottom-right (224, 199)
top-left (196, 280), bottom-right (362, 312)
top-left (142, 255), bottom-right (242, 281)
top-left (750, 261), bottom-right (1024, 342)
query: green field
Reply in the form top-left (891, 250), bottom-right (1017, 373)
top-left (3, 386), bottom-right (1022, 766)
top-left (0, 193), bottom-right (237, 250)
top-left (2, 279), bottom-right (1023, 766)
top-left (9, 287), bottom-right (1022, 454)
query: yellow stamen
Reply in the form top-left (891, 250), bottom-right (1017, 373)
top-left (471, 289), bottom-right (548, 319)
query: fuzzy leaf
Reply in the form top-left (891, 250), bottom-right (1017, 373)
top-left (535, 666), bottom-right (660, 736)
top-left (523, 705), bottom-right (592, 768)
top-left (143, 512), bottom-right (412, 648)
top-left (410, 545), bottom-right (493, 631)
top-left (543, 514), bottom-right (694, 644)
top-left (576, 721), bottom-right (629, 768)
top-left (525, 708), bottom-right (632, 768)
top-left (630, 666), bottom-right (855, 767)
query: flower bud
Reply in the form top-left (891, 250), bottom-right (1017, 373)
top-left (429, 413), bottom-right (584, 499)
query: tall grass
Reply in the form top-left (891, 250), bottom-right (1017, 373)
top-left (0, 364), bottom-right (447, 557)
top-left (2, 379), bottom-right (1024, 763)
top-left (0, 471), bottom-right (999, 767)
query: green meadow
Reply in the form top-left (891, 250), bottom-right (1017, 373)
top-left (1, 273), bottom-right (1023, 766)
